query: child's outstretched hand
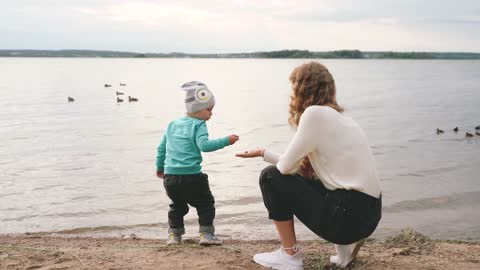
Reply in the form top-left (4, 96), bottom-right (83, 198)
top-left (228, 135), bottom-right (239, 145)
top-left (236, 148), bottom-right (264, 158)
top-left (156, 171), bottom-right (164, 178)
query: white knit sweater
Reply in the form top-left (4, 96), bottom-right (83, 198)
top-left (263, 106), bottom-right (381, 198)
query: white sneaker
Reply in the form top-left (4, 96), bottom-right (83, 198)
top-left (329, 239), bottom-right (365, 267)
top-left (253, 247), bottom-right (304, 270)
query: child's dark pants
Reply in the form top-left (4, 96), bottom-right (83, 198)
top-left (163, 173), bottom-right (215, 235)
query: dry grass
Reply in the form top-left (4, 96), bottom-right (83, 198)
top-left (384, 228), bottom-right (435, 255)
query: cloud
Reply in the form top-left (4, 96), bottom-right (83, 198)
top-left (0, 0), bottom-right (479, 52)
top-left (76, 2), bottom-right (216, 29)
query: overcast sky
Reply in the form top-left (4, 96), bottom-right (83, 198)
top-left (1, 0), bottom-right (479, 53)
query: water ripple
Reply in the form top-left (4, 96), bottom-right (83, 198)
top-left (383, 191), bottom-right (480, 213)
top-left (216, 195), bottom-right (262, 207)
top-left (58, 166), bottom-right (89, 172)
top-left (0, 192), bottom-right (23, 198)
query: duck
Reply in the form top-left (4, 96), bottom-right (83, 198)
top-left (476, 125), bottom-right (480, 130)
top-left (120, 83), bottom-right (126, 86)
top-left (476, 132), bottom-right (480, 136)
top-left (105, 84), bottom-right (112, 87)
top-left (436, 128), bottom-right (444, 134)
top-left (68, 97), bottom-right (75, 102)
top-left (466, 132), bottom-right (473, 137)
top-left (128, 96), bottom-right (138, 102)
top-left (116, 91), bottom-right (124, 95)
top-left (453, 127), bottom-right (458, 132)
top-left (117, 97), bottom-right (124, 103)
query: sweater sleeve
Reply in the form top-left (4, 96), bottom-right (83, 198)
top-left (263, 149), bottom-right (280, 164)
top-left (276, 107), bottom-right (321, 175)
top-left (195, 122), bottom-right (230, 152)
top-left (156, 134), bottom-right (167, 171)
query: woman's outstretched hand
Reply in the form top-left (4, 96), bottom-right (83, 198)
top-left (235, 148), bottom-right (265, 158)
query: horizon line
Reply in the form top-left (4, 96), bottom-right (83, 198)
top-left (1, 49), bottom-right (480, 54)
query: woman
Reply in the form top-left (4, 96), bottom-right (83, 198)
top-left (236, 62), bottom-right (382, 270)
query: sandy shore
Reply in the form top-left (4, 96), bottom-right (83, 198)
top-left (0, 230), bottom-right (479, 270)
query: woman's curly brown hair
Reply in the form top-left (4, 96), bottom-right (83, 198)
top-left (288, 62), bottom-right (344, 178)
top-left (288, 61), bottom-right (343, 126)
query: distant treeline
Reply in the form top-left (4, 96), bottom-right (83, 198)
top-left (1, 49), bottom-right (480, 59)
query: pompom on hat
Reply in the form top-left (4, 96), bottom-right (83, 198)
top-left (181, 81), bottom-right (215, 113)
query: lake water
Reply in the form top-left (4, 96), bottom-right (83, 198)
top-left (1, 58), bottom-right (479, 241)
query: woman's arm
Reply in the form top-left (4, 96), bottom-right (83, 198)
top-left (236, 148), bottom-right (279, 164)
top-left (276, 107), bottom-right (321, 174)
top-left (236, 107), bottom-right (325, 174)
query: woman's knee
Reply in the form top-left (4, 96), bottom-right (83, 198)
top-left (259, 165), bottom-right (280, 184)
top-left (259, 165), bottom-right (286, 193)
top-left (260, 165), bottom-right (280, 179)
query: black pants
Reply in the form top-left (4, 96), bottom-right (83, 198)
top-left (260, 165), bottom-right (382, 245)
top-left (163, 173), bottom-right (215, 234)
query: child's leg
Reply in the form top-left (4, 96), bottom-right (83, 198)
top-left (188, 173), bottom-right (215, 233)
top-left (163, 175), bottom-right (190, 235)
top-left (167, 201), bottom-right (189, 235)
top-left (188, 174), bottom-right (222, 245)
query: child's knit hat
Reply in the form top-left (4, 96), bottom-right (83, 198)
top-left (181, 81), bottom-right (215, 113)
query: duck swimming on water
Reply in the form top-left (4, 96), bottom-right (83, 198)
top-left (436, 128), bottom-right (444, 134)
top-left (128, 96), bottom-right (138, 102)
top-left (117, 97), bottom-right (124, 103)
top-left (466, 132), bottom-right (473, 137)
top-left (68, 97), bottom-right (74, 102)
top-left (116, 91), bottom-right (124, 95)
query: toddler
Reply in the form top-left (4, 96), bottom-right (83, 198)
top-left (156, 81), bottom-right (239, 246)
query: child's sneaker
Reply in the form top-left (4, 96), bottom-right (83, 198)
top-left (253, 247), bottom-right (304, 270)
top-left (199, 232), bottom-right (223, 246)
top-left (166, 232), bottom-right (182, 245)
